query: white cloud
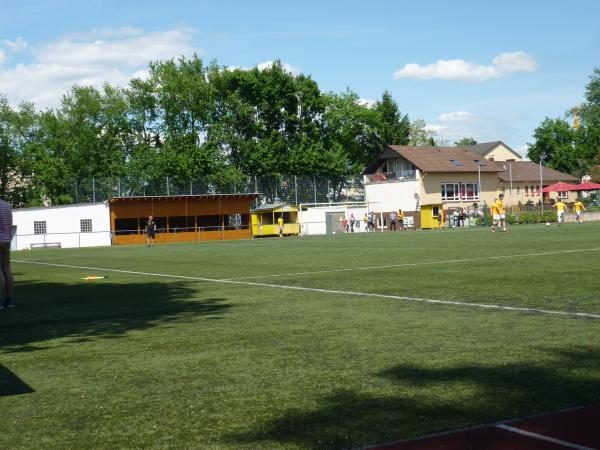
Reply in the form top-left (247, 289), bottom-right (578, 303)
top-left (356, 98), bottom-right (376, 108)
top-left (438, 111), bottom-right (472, 122)
top-left (393, 51), bottom-right (537, 82)
top-left (424, 124), bottom-right (447, 133)
top-left (0, 49), bottom-right (5, 67)
top-left (2, 37), bottom-right (28, 53)
top-left (426, 111), bottom-right (527, 152)
top-left (257, 60), bottom-right (300, 75)
top-left (0, 27), bottom-right (197, 108)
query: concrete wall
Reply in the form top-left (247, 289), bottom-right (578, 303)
top-left (12, 202), bottom-right (111, 250)
top-left (420, 172), bottom-right (499, 209)
top-left (364, 178), bottom-right (420, 213)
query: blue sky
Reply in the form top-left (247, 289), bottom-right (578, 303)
top-left (1, 0), bottom-right (598, 155)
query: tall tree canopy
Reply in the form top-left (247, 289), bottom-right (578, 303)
top-left (0, 55), bottom-right (422, 206)
top-left (528, 67), bottom-right (600, 179)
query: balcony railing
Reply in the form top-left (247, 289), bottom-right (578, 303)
top-left (365, 170), bottom-right (417, 183)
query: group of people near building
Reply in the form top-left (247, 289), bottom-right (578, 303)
top-left (339, 210), bottom-right (408, 233)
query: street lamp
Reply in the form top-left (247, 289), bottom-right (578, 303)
top-left (475, 160), bottom-right (485, 200)
top-left (539, 154), bottom-right (544, 214)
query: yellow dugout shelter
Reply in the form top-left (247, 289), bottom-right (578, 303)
top-left (251, 203), bottom-right (300, 237)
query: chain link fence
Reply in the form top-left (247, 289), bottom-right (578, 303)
top-left (70, 175), bottom-right (365, 206)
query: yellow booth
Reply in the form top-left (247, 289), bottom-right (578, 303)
top-left (252, 203), bottom-right (300, 237)
top-left (420, 204), bottom-right (443, 229)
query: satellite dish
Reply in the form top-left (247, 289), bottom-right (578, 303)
top-left (414, 193), bottom-right (420, 200)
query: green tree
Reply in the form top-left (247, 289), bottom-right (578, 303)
top-left (454, 137), bottom-right (477, 146)
top-left (527, 117), bottom-right (577, 173)
top-left (409, 119), bottom-right (437, 146)
top-left (373, 91), bottom-right (410, 151)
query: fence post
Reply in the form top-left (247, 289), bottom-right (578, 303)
top-left (313, 175), bottom-right (317, 204)
top-left (294, 175), bottom-right (298, 206)
top-left (118, 177), bottom-right (121, 197)
top-left (166, 176), bottom-right (170, 196)
top-left (190, 179), bottom-right (193, 195)
top-left (92, 177), bottom-right (96, 203)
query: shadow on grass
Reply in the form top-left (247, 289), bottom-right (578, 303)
top-left (225, 347), bottom-right (600, 450)
top-left (0, 279), bottom-right (230, 353)
top-left (0, 364), bottom-right (35, 397)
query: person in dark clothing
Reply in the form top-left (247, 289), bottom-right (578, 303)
top-left (0, 198), bottom-right (15, 309)
top-left (146, 215), bottom-right (156, 246)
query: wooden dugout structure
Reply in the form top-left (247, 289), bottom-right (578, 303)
top-left (251, 203), bottom-right (300, 237)
top-left (109, 194), bottom-right (259, 245)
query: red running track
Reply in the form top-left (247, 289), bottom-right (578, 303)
top-left (368, 405), bottom-right (600, 450)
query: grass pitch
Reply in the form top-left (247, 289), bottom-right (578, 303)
top-left (2, 223), bottom-right (600, 449)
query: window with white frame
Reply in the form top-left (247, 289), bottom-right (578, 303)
top-left (441, 183), bottom-right (460, 201)
top-left (442, 183), bottom-right (479, 201)
top-left (34, 221), bottom-right (47, 235)
top-left (80, 219), bottom-right (93, 233)
top-left (460, 183), bottom-right (479, 200)
top-left (535, 185), bottom-right (540, 196)
top-left (558, 191), bottom-right (568, 199)
top-left (525, 185), bottom-right (529, 196)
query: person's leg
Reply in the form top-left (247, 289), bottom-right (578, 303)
top-left (0, 242), bottom-right (14, 306)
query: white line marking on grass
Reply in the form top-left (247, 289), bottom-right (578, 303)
top-left (14, 260), bottom-right (600, 320)
top-left (222, 247), bottom-right (600, 280)
top-left (495, 424), bottom-right (595, 450)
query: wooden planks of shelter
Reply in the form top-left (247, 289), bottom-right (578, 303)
top-left (109, 194), bottom-right (259, 245)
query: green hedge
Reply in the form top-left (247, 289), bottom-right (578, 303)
top-left (506, 212), bottom-right (557, 225)
top-left (477, 212), bottom-right (557, 226)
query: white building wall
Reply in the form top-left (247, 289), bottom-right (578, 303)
top-left (299, 204), bottom-right (369, 235)
top-left (12, 202), bottom-right (111, 250)
top-left (364, 178), bottom-right (420, 213)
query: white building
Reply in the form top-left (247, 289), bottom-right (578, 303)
top-left (298, 203), bottom-right (369, 235)
top-left (12, 202), bottom-right (111, 250)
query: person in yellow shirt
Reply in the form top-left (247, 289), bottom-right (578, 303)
top-left (573, 200), bottom-right (585, 224)
top-left (491, 194), bottom-right (506, 232)
top-left (277, 216), bottom-right (284, 238)
top-left (553, 199), bottom-right (567, 225)
top-left (397, 209), bottom-right (405, 231)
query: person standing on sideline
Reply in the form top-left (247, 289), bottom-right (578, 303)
top-left (277, 215), bottom-right (284, 238)
top-left (398, 209), bottom-right (405, 231)
top-left (367, 212), bottom-right (375, 232)
top-left (362, 213), bottom-right (369, 232)
top-left (0, 197), bottom-right (15, 309)
top-left (349, 214), bottom-right (356, 233)
top-left (146, 215), bottom-right (156, 246)
top-left (573, 200), bottom-right (585, 223)
top-left (491, 194), bottom-right (506, 232)
top-left (389, 210), bottom-right (397, 231)
top-left (341, 215), bottom-right (348, 233)
top-left (553, 199), bottom-right (567, 225)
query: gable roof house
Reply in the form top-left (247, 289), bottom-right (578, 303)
top-left (363, 145), bottom-right (505, 228)
top-left (362, 140), bottom-right (581, 228)
top-left (469, 141), bottom-right (523, 161)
